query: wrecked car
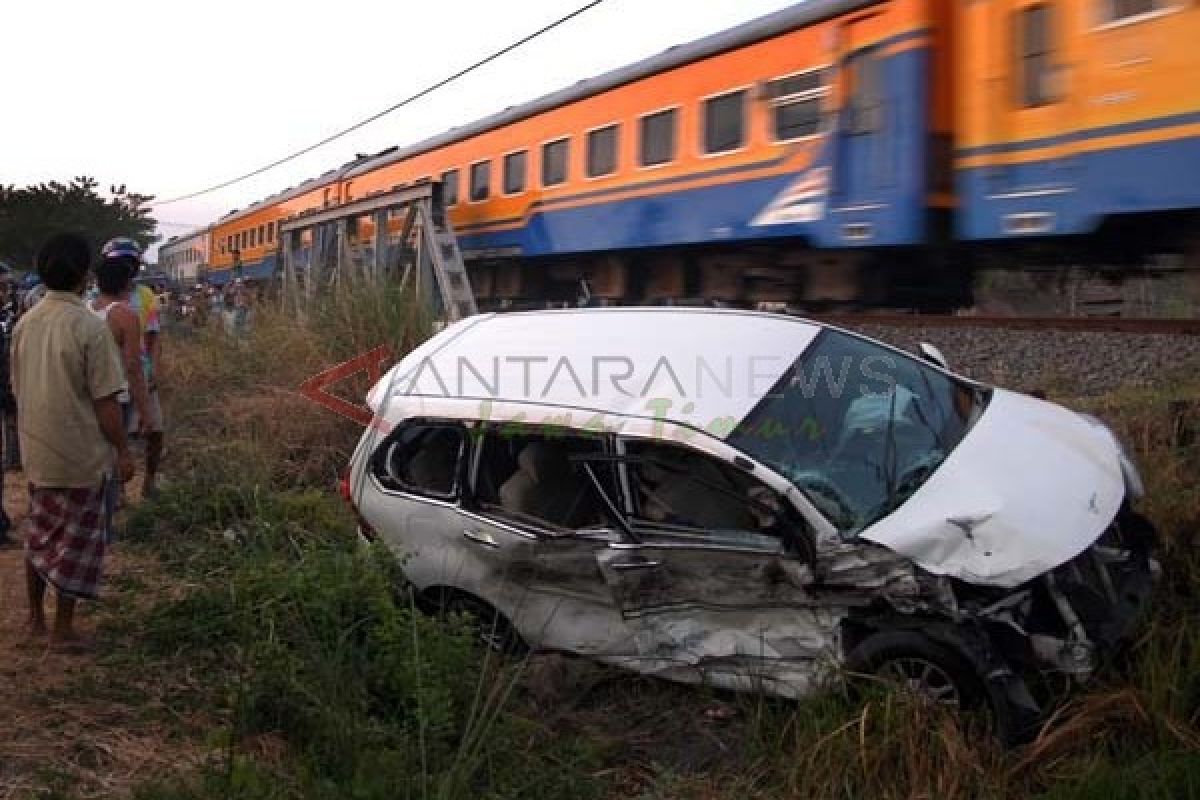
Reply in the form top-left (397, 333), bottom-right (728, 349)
top-left (344, 308), bottom-right (1157, 737)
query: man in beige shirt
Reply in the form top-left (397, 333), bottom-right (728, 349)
top-left (12, 232), bottom-right (133, 649)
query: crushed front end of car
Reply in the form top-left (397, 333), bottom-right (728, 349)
top-left (841, 505), bottom-right (1159, 742)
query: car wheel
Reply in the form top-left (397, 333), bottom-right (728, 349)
top-left (847, 630), bottom-right (984, 711)
top-left (426, 589), bottom-right (529, 656)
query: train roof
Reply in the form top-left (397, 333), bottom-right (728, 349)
top-left (223, 0), bottom-right (876, 226)
top-left (158, 226), bottom-right (211, 251)
top-left (348, 0), bottom-right (875, 180)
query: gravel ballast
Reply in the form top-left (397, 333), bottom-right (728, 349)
top-left (829, 322), bottom-right (1200, 397)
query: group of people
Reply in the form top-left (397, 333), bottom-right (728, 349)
top-left (6, 233), bottom-right (166, 650)
top-left (177, 277), bottom-right (258, 336)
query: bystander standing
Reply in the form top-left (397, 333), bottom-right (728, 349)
top-left (14, 233), bottom-right (132, 650)
top-left (104, 239), bottom-right (167, 498)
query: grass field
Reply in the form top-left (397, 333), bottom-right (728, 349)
top-left (22, 288), bottom-right (1200, 799)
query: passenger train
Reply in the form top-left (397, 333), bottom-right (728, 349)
top-left (178, 0), bottom-right (1200, 310)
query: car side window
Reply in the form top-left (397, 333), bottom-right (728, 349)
top-left (471, 426), bottom-right (615, 532)
top-left (371, 423), bottom-right (465, 500)
top-left (623, 440), bottom-right (795, 545)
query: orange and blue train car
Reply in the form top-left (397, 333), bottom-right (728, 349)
top-left (956, 0), bottom-right (1200, 242)
top-left (343, 0), bottom-right (946, 255)
top-left (196, 0), bottom-right (1200, 302)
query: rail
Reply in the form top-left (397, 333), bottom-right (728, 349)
top-left (805, 313), bottom-right (1200, 335)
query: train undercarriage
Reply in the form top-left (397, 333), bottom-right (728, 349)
top-left (464, 212), bottom-right (1200, 318)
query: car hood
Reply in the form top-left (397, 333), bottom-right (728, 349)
top-left (859, 388), bottom-right (1125, 588)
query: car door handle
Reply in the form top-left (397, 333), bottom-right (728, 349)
top-left (608, 560), bottom-right (661, 571)
top-left (462, 529), bottom-right (500, 549)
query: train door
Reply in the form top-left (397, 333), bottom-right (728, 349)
top-left (836, 44), bottom-right (892, 214)
top-left (987, 2), bottom-right (1075, 204)
top-left (831, 6), bottom-right (903, 231)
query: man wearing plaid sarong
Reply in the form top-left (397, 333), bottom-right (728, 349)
top-left (12, 233), bottom-right (132, 649)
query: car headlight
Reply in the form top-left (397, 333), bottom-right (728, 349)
top-left (1079, 413), bottom-right (1144, 500)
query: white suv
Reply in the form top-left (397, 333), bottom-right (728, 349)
top-left (345, 308), bottom-right (1157, 739)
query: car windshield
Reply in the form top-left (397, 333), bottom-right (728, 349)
top-left (727, 329), bottom-right (983, 535)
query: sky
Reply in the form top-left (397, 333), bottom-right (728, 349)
top-left (2, 0), bottom-right (799, 260)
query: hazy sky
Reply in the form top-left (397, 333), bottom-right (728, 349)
top-left (2, 0), bottom-right (798, 258)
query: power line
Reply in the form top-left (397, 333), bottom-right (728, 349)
top-left (152, 0), bottom-right (608, 207)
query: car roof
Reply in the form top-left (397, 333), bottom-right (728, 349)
top-left (368, 307), bottom-right (824, 439)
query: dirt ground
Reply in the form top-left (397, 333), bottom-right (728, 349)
top-left (0, 470), bottom-right (210, 799)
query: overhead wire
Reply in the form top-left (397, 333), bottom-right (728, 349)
top-left (151, 0), bottom-right (608, 207)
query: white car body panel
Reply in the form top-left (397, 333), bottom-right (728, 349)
top-left (859, 389), bottom-right (1125, 587)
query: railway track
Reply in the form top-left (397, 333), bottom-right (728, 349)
top-left (807, 313), bottom-right (1200, 336)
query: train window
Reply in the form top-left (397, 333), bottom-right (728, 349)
top-left (503, 150), bottom-right (528, 194)
top-left (703, 89), bottom-right (747, 154)
top-left (267, 221), bottom-right (275, 243)
top-left (258, 225), bottom-right (265, 246)
top-left (542, 138), bottom-right (569, 186)
top-left (441, 169), bottom-right (460, 205)
top-left (587, 124), bottom-right (619, 177)
top-left (251, 228), bottom-right (258, 248)
top-left (1099, 0), bottom-right (1164, 24)
top-left (639, 108), bottom-right (677, 167)
top-left (470, 160), bottom-right (491, 202)
top-left (768, 69), bottom-right (829, 141)
top-left (1017, 4), bottom-right (1057, 107)
top-left (849, 55), bottom-right (883, 134)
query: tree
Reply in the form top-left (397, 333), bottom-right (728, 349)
top-left (0, 177), bottom-right (158, 269)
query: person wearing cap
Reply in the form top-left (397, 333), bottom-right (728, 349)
top-left (101, 238), bottom-right (167, 498)
top-left (90, 249), bottom-right (153, 538)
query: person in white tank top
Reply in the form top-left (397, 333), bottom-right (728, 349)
top-left (90, 258), bottom-right (150, 532)
top-left (88, 300), bottom-right (132, 405)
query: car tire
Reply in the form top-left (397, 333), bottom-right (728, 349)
top-left (425, 589), bottom-right (529, 656)
top-left (846, 630), bottom-right (985, 711)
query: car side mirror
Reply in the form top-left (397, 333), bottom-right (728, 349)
top-left (917, 342), bottom-right (949, 370)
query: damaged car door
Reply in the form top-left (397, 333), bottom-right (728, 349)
top-left (591, 439), bottom-right (837, 696)
top-left (462, 424), bottom-right (642, 659)
top-left (359, 418), bottom-right (540, 639)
